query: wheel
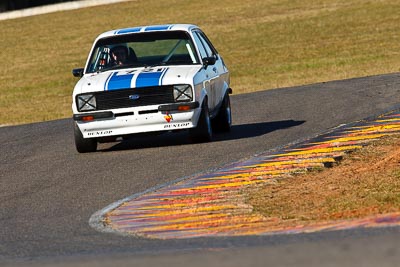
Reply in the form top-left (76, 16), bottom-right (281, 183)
top-left (74, 122), bottom-right (97, 153)
top-left (189, 99), bottom-right (212, 142)
top-left (212, 93), bottom-right (232, 132)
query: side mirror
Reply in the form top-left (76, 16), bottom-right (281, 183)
top-left (202, 57), bottom-right (216, 67)
top-left (72, 68), bottom-right (84, 77)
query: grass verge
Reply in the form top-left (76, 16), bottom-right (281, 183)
top-left (1, 0), bottom-right (400, 125)
top-left (246, 134), bottom-right (400, 227)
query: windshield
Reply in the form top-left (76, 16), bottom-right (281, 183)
top-left (86, 31), bottom-right (200, 73)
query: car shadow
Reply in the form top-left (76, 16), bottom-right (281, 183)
top-left (215, 119), bottom-right (305, 142)
top-left (101, 119), bottom-right (305, 152)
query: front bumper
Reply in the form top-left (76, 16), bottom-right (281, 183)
top-left (73, 102), bottom-right (200, 138)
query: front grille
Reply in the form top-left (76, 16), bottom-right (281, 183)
top-left (95, 86), bottom-right (174, 110)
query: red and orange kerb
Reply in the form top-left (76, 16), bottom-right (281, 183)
top-left (93, 111), bottom-right (400, 239)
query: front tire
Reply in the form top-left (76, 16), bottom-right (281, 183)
top-left (189, 100), bottom-right (212, 142)
top-left (212, 93), bottom-right (232, 132)
top-left (74, 122), bottom-right (97, 153)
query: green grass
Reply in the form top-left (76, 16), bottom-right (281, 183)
top-left (1, 0), bottom-right (400, 125)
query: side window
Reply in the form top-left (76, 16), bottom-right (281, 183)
top-left (192, 31), bottom-right (208, 59)
top-left (197, 32), bottom-right (215, 58)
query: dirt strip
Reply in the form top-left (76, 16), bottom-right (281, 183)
top-left (91, 112), bottom-right (400, 239)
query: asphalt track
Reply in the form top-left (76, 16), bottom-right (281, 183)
top-left (1, 73), bottom-right (400, 266)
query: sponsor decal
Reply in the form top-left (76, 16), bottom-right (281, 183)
top-left (87, 130), bottom-right (113, 137)
top-left (164, 122), bottom-right (190, 129)
top-left (164, 113), bottom-right (173, 123)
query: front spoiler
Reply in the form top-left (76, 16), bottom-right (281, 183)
top-left (73, 104), bottom-right (201, 139)
top-left (73, 102), bottom-right (200, 121)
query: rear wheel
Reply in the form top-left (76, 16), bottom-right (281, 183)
top-left (74, 123), bottom-right (97, 153)
top-left (212, 93), bottom-right (232, 132)
top-left (189, 100), bottom-right (212, 142)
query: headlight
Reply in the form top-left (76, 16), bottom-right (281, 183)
top-left (77, 94), bottom-right (96, 112)
top-left (173, 84), bottom-right (193, 102)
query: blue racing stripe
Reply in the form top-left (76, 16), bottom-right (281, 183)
top-left (115, 27), bottom-right (142, 34)
top-left (144, 25), bottom-right (173, 32)
top-left (159, 68), bottom-right (169, 84)
top-left (135, 71), bottom-right (163, 88)
top-left (104, 73), bottom-right (113, 91)
top-left (106, 72), bottom-right (134, 91)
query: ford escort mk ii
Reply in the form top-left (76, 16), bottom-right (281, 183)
top-left (72, 24), bottom-right (231, 153)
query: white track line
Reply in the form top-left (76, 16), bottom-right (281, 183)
top-left (0, 0), bottom-right (133, 21)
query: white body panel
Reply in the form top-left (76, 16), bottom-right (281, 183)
top-left (80, 109), bottom-right (198, 138)
top-left (72, 24), bottom-right (230, 140)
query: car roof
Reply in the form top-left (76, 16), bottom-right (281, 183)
top-left (96, 24), bottom-right (200, 39)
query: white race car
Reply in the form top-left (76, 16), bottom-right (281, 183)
top-left (72, 24), bottom-right (232, 153)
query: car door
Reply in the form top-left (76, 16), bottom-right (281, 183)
top-left (192, 30), bottom-right (221, 112)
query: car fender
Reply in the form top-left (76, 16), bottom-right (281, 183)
top-left (222, 80), bottom-right (232, 97)
top-left (190, 82), bottom-right (208, 126)
top-left (72, 78), bottom-right (87, 113)
top-left (199, 86), bottom-right (208, 107)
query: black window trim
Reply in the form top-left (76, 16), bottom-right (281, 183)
top-left (192, 29), bottom-right (219, 58)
